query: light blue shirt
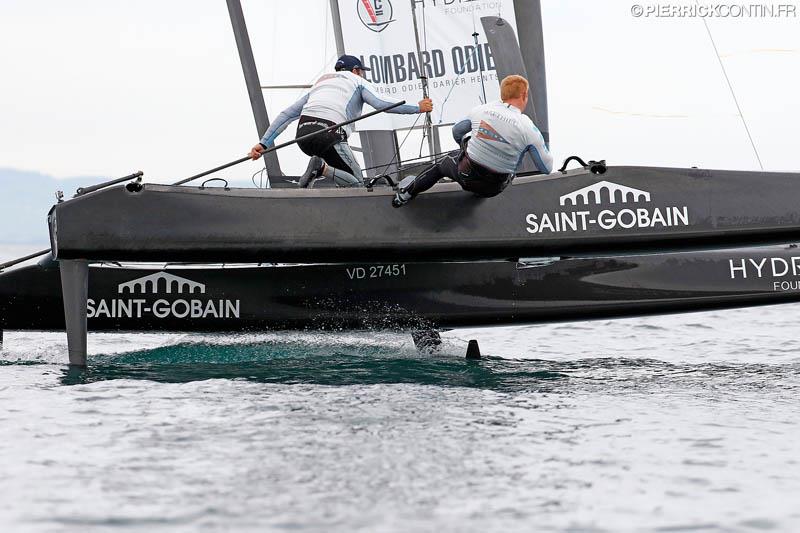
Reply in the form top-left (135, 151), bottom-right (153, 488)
top-left (261, 71), bottom-right (419, 146)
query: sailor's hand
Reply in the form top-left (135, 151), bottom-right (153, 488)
top-left (250, 144), bottom-right (266, 160)
top-left (418, 98), bottom-right (433, 113)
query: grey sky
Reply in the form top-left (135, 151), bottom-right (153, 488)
top-left (1, 0), bottom-right (798, 181)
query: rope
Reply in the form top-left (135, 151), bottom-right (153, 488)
top-left (361, 149), bottom-right (453, 174)
top-left (437, 44), bottom-right (485, 124)
top-left (322, 0), bottom-right (330, 68)
top-left (696, 0), bottom-right (764, 170)
top-left (374, 113), bottom-right (424, 178)
top-left (418, 1), bottom-right (428, 158)
top-left (294, 53), bottom-right (338, 100)
top-left (417, 0), bottom-right (433, 159)
top-left (435, 11), bottom-right (493, 122)
top-left (422, 0), bottom-right (429, 53)
top-left (252, 167), bottom-right (267, 188)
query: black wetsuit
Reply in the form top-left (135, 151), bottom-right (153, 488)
top-left (401, 145), bottom-right (513, 199)
top-left (296, 116), bottom-right (362, 184)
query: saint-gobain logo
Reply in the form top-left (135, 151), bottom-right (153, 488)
top-left (559, 181), bottom-right (651, 206)
top-left (118, 272), bottom-right (205, 295)
top-left (88, 272), bottom-right (239, 320)
top-left (357, 0), bottom-right (395, 32)
top-left (526, 180), bottom-right (690, 234)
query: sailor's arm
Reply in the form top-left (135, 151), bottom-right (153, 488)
top-left (521, 124), bottom-right (553, 174)
top-left (359, 82), bottom-right (432, 114)
top-left (451, 119), bottom-right (472, 144)
top-left (249, 94), bottom-right (309, 160)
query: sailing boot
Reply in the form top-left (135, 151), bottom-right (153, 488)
top-left (298, 156), bottom-right (325, 188)
top-left (391, 175), bottom-right (416, 208)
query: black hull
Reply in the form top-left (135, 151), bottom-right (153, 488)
top-left (49, 166), bottom-right (800, 263)
top-left (3, 246), bottom-right (800, 333)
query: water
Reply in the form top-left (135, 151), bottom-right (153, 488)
top-left (2, 247), bottom-right (800, 532)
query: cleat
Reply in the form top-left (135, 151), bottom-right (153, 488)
top-left (298, 156), bottom-right (324, 188)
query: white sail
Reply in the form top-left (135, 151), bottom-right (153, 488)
top-left (336, 0), bottom-right (518, 131)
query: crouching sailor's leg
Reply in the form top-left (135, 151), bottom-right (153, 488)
top-left (317, 142), bottom-right (364, 188)
top-left (321, 165), bottom-right (361, 188)
top-left (392, 150), bottom-right (460, 208)
top-left (298, 156), bottom-right (325, 188)
top-left (60, 260), bottom-right (89, 366)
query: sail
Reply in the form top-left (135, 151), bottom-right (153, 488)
top-left (336, 0), bottom-right (519, 131)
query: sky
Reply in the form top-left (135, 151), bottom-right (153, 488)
top-left (0, 0), bottom-right (799, 183)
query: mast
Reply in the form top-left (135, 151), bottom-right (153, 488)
top-left (481, 15), bottom-right (538, 173)
top-left (514, 0), bottom-right (549, 145)
top-left (410, 0), bottom-right (437, 159)
top-left (328, 0), bottom-right (346, 56)
top-left (226, 0), bottom-right (283, 177)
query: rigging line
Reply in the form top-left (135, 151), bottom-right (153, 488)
top-left (289, 52), bottom-right (338, 100)
top-left (422, 0), bottom-right (429, 57)
top-left (361, 150), bottom-right (452, 173)
top-left (410, 0), bottom-right (435, 159)
top-left (437, 44), bottom-right (484, 123)
top-left (270, 5), bottom-right (277, 82)
top-left (252, 167), bottom-right (267, 188)
top-left (419, 0), bottom-right (431, 158)
top-left (472, 7), bottom-right (477, 33)
top-left (435, 14), bottom-right (492, 124)
top-left (418, 107), bottom-right (431, 156)
top-left (375, 113), bottom-right (424, 178)
top-left (696, 1), bottom-right (764, 170)
top-left (322, 0), bottom-right (330, 68)
top-left (470, 9), bottom-right (486, 105)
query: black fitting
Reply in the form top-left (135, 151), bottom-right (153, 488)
top-left (125, 180), bottom-right (143, 193)
top-left (559, 156), bottom-right (608, 175)
top-left (200, 177), bottom-right (230, 190)
top-left (77, 171), bottom-right (144, 196)
top-left (558, 155), bottom-right (589, 172)
top-left (365, 175), bottom-right (397, 191)
top-left (588, 160), bottom-right (607, 175)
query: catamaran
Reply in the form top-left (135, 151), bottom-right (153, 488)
top-left (2, 0), bottom-right (798, 365)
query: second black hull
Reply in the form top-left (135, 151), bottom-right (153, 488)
top-left (2, 246), bottom-right (800, 333)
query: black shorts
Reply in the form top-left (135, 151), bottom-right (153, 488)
top-left (456, 154), bottom-right (513, 198)
top-left (296, 115), bottom-right (358, 177)
top-left (402, 147), bottom-right (512, 199)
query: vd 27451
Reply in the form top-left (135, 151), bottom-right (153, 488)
top-left (346, 264), bottom-right (407, 280)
